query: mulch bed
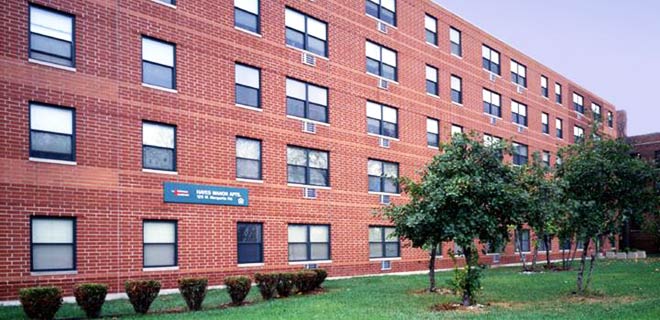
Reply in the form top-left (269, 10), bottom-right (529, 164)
top-left (430, 303), bottom-right (485, 313)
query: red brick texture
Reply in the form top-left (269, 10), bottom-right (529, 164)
top-left (0, 0), bottom-right (617, 300)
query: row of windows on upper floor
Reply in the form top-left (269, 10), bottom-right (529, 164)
top-left (28, 2), bottom-right (614, 124)
top-left (30, 215), bottom-right (589, 272)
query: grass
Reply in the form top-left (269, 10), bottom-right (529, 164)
top-left (2, 259), bottom-right (659, 319)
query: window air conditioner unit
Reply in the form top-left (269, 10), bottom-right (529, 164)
top-left (378, 78), bottom-right (389, 90)
top-left (377, 21), bottom-right (388, 34)
top-left (302, 121), bottom-right (316, 134)
top-left (379, 137), bottom-right (391, 148)
top-left (303, 188), bottom-right (317, 199)
top-left (490, 116), bottom-right (497, 125)
top-left (489, 73), bottom-right (497, 82)
top-left (380, 194), bottom-right (391, 205)
top-left (301, 52), bottom-right (316, 67)
top-left (516, 85), bottom-right (524, 94)
top-left (381, 260), bottom-right (392, 270)
top-left (517, 126), bottom-right (525, 133)
top-left (304, 263), bottom-right (318, 269)
top-left (577, 113), bottom-right (583, 120)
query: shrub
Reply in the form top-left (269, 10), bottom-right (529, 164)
top-left (74, 283), bottom-right (108, 318)
top-left (254, 273), bottom-right (278, 300)
top-left (19, 286), bottom-right (62, 320)
top-left (178, 277), bottom-right (208, 311)
top-left (276, 273), bottom-right (295, 298)
top-left (294, 271), bottom-right (317, 294)
top-left (312, 269), bottom-right (328, 288)
top-left (225, 276), bottom-right (251, 305)
top-left (125, 280), bottom-right (161, 314)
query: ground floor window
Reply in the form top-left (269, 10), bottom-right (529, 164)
top-left (288, 224), bottom-right (330, 261)
top-left (515, 229), bottom-right (530, 252)
top-left (369, 226), bottom-right (399, 258)
top-left (31, 217), bottom-right (76, 271)
top-left (237, 222), bottom-right (263, 264)
top-left (538, 234), bottom-right (552, 252)
top-left (143, 220), bottom-right (177, 268)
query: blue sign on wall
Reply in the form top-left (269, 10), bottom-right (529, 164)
top-left (163, 182), bottom-right (249, 206)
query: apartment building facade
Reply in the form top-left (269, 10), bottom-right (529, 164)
top-left (0, 0), bottom-right (618, 300)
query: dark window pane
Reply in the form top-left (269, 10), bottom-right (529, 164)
top-left (285, 29), bottom-right (305, 50)
top-left (143, 62), bottom-right (174, 89)
top-left (366, 1), bottom-right (379, 18)
top-left (288, 243), bottom-right (308, 261)
top-left (369, 176), bottom-right (381, 192)
top-left (367, 118), bottom-right (381, 135)
top-left (452, 90), bottom-right (461, 103)
top-left (369, 243), bottom-right (382, 258)
top-left (385, 243), bottom-right (399, 257)
top-left (426, 31), bottom-right (437, 45)
top-left (426, 81), bottom-right (437, 95)
top-left (237, 158), bottom-right (260, 179)
top-left (238, 243), bottom-right (262, 263)
top-left (427, 133), bottom-right (438, 147)
top-left (451, 43), bottom-right (461, 56)
top-left (382, 65), bottom-right (396, 81)
top-left (381, 9), bottom-right (395, 25)
top-left (308, 103), bottom-right (327, 123)
top-left (382, 122), bottom-right (397, 138)
top-left (31, 131), bottom-right (72, 155)
top-left (383, 178), bottom-right (398, 194)
top-left (236, 85), bottom-right (259, 107)
top-left (235, 10), bottom-right (258, 33)
top-left (238, 224), bottom-right (261, 243)
top-left (287, 166), bottom-right (306, 184)
top-left (286, 98), bottom-right (305, 118)
top-left (366, 58), bottom-right (380, 76)
top-left (310, 243), bottom-right (329, 260)
top-left (143, 146), bottom-right (174, 171)
top-left (307, 36), bottom-right (326, 57)
top-left (309, 168), bottom-right (328, 186)
top-left (30, 34), bottom-right (72, 59)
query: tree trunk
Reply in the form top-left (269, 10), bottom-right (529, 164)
top-left (517, 229), bottom-right (527, 271)
top-left (585, 239), bottom-right (597, 291)
top-left (531, 238), bottom-right (539, 271)
top-left (462, 249), bottom-right (473, 307)
top-left (545, 236), bottom-right (551, 267)
top-left (576, 238), bottom-right (591, 294)
top-left (428, 246), bottom-right (437, 292)
top-left (569, 238), bottom-right (579, 270)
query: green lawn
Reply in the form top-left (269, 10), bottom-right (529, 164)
top-left (2, 259), bottom-right (660, 319)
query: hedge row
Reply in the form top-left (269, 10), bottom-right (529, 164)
top-left (18, 269), bottom-right (328, 319)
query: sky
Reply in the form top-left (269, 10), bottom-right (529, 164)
top-left (434, 0), bottom-right (660, 136)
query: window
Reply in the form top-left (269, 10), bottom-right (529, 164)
top-left (435, 243), bottom-right (443, 256)
top-left (142, 37), bottom-right (175, 90)
top-left (574, 126), bottom-right (584, 143)
top-left (510, 60), bottom-right (527, 87)
top-left (285, 8), bottom-right (328, 57)
top-left (235, 63), bottom-right (261, 108)
top-left (236, 137), bottom-right (261, 180)
top-left (427, 118), bottom-right (439, 148)
top-left (555, 83), bottom-right (563, 104)
top-left (542, 151), bottom-right (551, 168)
top-left (366, 101), bottom-right (398, 138)
top-left (451, 124), bottom-right (463, 136)
top-left (591, 103), bottom-right (602, 121)
top-left (369, 226), bottom-right (399, 258)
top-left (288, 224), bottom-right (330, 261)
top-left (424, 14), bottom-right (437, 45)
top-left (511, 100), bottom-right (528, 126)
top-left (31, 217), bottom-right (75, 271)
top-left (482, 89), bottom-right (501, 117)
top-left (512, 142), bottom-right (528, 165)
top-left (607, 111), bottom-right (614, 128)
top-left (484, 134), bottom-right (503, 160)
top-left (237, 223), bottom-right (263, 264)
top-left (451, 75), bottom-right (463, 104)
top-left (425, 65), bottom-right (438, 96)
top-left (485, 241), bottom-right (503, 254)
top-left (286, 78), bottom-right (328, 123)
top-left (156, 0), bottom-right (175, 5)
top-left (450, 27), bottom-right (462, 56)
top-left (515, 229), bottom-right (530, 252)
top-left (541, 76), bottom-right (548, 97)
top-left (560, 237), bottom-right (572, 251)
top-left (143, 220), bottom-right (177, 268)
top-left (29, 103), bottom-right (75, 161)
top-left (366, 41), bottom-right (397, 81)
top-left (287, 146), bottom-right (329, 187)
top-left (234, 0), bottom-right (260, 34)
top-left (556, 118), bottom-right (563, 139)
top-left (541, 113), bottom-right (549, 134)
top-left (368, 159), bottom-right (399, 194)
top-left (453, 243), bottom-right (464, 256)
top-left (482, 45), bottom-right (500, 75)
top-left (573, 93), bottom-right (584, 114)
top-left (142, 121), bottom-right (176, 172)
top-left (29, 5), bottom-right (75, 67)
top-left (366, 0), bottom-right (396, 26)
top-left (556, 156), bottom-right (563, 167)
top-left (539, 234), bottom-right (552, 252)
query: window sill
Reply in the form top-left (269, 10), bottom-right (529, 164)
top-left (365, 14), bottom-right (397, 29)
top-left (286, 115), bottom-right (330, 126)
top-left (428, 145), bottom-right (439, 150)
top-left (236, 178), bottom-right (263, 184)
top-left (31, 270), bottom-right (77, 276)
top-left (365, 72), bottom-right (399, 85)
top-left (150, 0), bottom-right (176, 9)
top-left (451, 101), bottom-right (464, 107)
top-left (542, 96), bottom-right (550, 101)
top-left (369, 257), bottom-right (401, 262)
top-left (556, 102), bottom-right (563, 106)
top-left (143, 266), bottom-right (179, 272)
top-left (28, 59), bottom-right (76, 72)
top-left (288, 260), bottom-right (332, 265)
top-left (235, 26), bottom-right (262, 38)
top-left (426, 93), bottom-right (440, 99)
top-left (367, 133), bottom-right (400, 141)
top-left (485, 70), bottom-right (501, 78)
top-left (451, 53), bottom-right (463, 59)
top-left (142, 168), bottom-right (178, 175)
top-left (142, 83), bottom-right (177, 93)
top-left (29, 157), bottom-right (77, 166)
top-left (512, 123), bottom-right (528, 129)
top-left (368, 191), bottom-right (401, 196)
top-left (287, 183), bottom-right (331, 190)
top-left (285, 45), bottom-right (329, 61)
top-left (425, 42), bottom-right (438, 48)
top-left (236, 104), bottom-right (263, 112)
top-left (237, 263), bottom-right (265, 268)
top-left (484, 113), bottom-right (502, 120)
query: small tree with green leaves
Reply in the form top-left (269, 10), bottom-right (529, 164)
top-left (557, 129), bottom-right (659, 294)
top-left (381, 133), bottom-right (524, 306)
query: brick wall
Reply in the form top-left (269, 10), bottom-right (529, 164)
top-left (0, 0), bottom-right (616, 300)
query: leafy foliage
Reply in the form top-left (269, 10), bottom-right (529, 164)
top-left (224, 276), bottom-right (251, 305)
top-left (178, 277), bottom-right (208, 311)
top-left (312, 269), bottom-right (328, 289)
top-left (74, 283), bottom-right (108, 318)
top-left (276, 273), bottom-right (296, 297)
top-left (447, 247), bottom-right (483, 303)
top-left (124, 280), bottom-right (161, 314)
top-left (254, 273), bottom-right (279, 300)
top-left (294, 271), bottom-right (318, 294)
top-left (19, 286), bottom-right (62, 320)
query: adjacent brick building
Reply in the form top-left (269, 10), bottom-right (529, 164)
top-left (0, 0), bottom-right (618, 300)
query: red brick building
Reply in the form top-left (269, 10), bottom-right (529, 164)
top-left (0, 0), bottom-right (618, 301)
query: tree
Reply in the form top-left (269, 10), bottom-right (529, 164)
top-left (515, 152), bottom-right (564, 271)
top-left (557, 130), bottom-right (659, 294)
top-left (380, 133), bottom-right (524, 306)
